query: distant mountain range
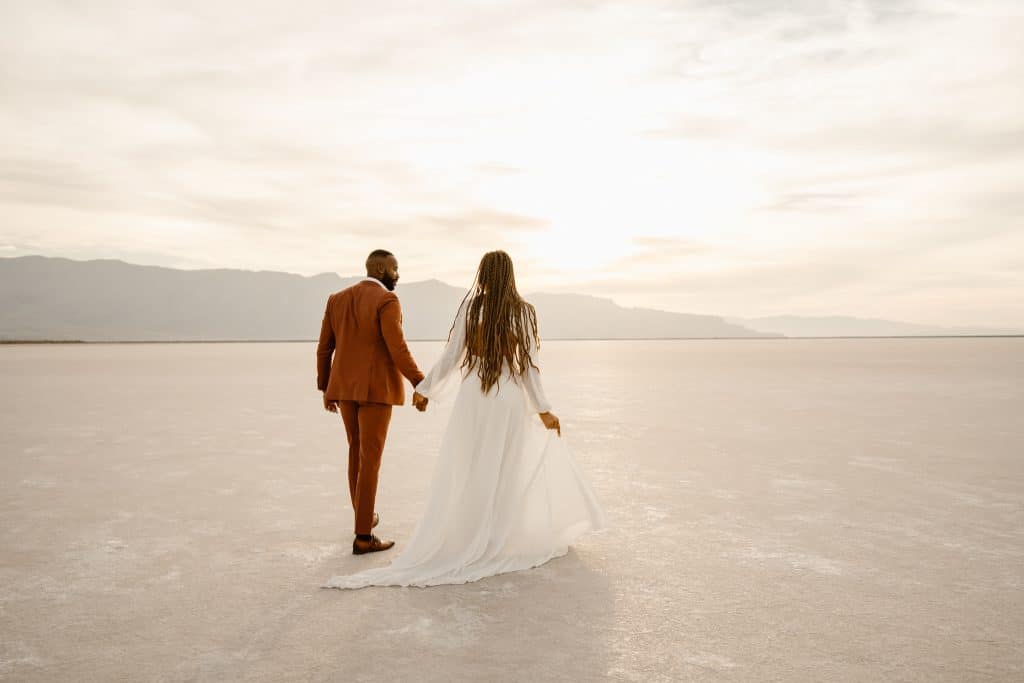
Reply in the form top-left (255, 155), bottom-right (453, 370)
top-left (729, 316), bottom-right (1023, 338)
top-left (0, 256), bottom-right (770, 341)
top-left (2, 256), bottom-right (1019, 342)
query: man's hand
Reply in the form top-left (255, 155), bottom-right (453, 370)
top-left (412, 391), bottom-right (428, 412)
top-left (323, 393), bottom-right (339, 413)
top-left (539, 411), bottom-right (561, 437)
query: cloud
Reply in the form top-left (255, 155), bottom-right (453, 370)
top-left (645, 115), bottom-right (738, 140)
top-left (420, 209), bottom-right (546, 237)
top-left (0, 0), bottom-right (1022, 327)
top-left (474, 163), bottom-right (526, 176)
top-left (755, 191), bottom-right (865, 214)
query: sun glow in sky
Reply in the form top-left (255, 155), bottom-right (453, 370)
top-left (1, 0), bottom-right (1022, 326)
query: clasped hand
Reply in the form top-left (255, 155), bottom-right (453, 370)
top-left (412, 391), bottom-right (428, 412)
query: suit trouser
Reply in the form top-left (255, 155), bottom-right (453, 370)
top-left (338, 400), bottom-right (393, 535)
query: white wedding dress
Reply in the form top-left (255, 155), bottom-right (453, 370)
top-left (321, 298), bottom-right (607, 589)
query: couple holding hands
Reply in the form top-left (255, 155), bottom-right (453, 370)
top-left (316, 249), bottom-right (605, 589)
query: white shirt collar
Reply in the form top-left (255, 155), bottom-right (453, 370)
top-left (361, 276), bottom-right (388, 290)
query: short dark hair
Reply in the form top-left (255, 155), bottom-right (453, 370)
top-left (365, 249), bottom-right (394, 272)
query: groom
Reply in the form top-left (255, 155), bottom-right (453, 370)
top-left (316, 249), bottom-right (427, 555)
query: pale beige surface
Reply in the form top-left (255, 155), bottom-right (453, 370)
top-left (1, 338), bottom-right (1022, 682)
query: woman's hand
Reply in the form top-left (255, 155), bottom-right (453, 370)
top-left (539, 411), bottom-right (561, 437)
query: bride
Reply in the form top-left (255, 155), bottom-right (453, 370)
top-left (322, 250), bottom-right (607, 589)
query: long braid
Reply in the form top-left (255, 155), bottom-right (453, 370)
top-left (450, 251), bottom-right (539, 395)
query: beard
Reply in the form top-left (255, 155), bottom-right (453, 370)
top-left (380, 274), bottom-right (397, 291)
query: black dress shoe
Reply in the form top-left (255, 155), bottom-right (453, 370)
top-left (352, 535), bottom-right (395, 555)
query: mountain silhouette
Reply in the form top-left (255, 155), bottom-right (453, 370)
top-left (0, 256), bottom-right (771, 341)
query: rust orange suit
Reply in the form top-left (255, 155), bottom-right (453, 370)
top-left (316, 278), bottom-right (424, 535)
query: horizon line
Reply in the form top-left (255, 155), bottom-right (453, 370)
top-left (3, 335), bottom-right (1023, 345)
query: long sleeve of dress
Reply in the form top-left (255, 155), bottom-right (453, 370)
top-left (415, 299), bottom-right (469, 402)
top-left (521, 325), bottom-right (552, 414)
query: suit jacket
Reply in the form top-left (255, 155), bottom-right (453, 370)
top-left (316, 279), bottom-right (425, 405)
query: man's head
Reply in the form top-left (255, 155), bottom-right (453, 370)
top-left (365, 249), bottom-right (399, 291)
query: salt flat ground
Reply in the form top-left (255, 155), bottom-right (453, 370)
top-left (1, 338), bottom-right (1022, 682)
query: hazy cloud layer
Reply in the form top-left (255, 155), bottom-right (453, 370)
top-left (1, 0), bottom-right (1022, 326)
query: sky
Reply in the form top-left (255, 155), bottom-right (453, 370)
top-left (1, 0), bottom-right (1022, 327)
